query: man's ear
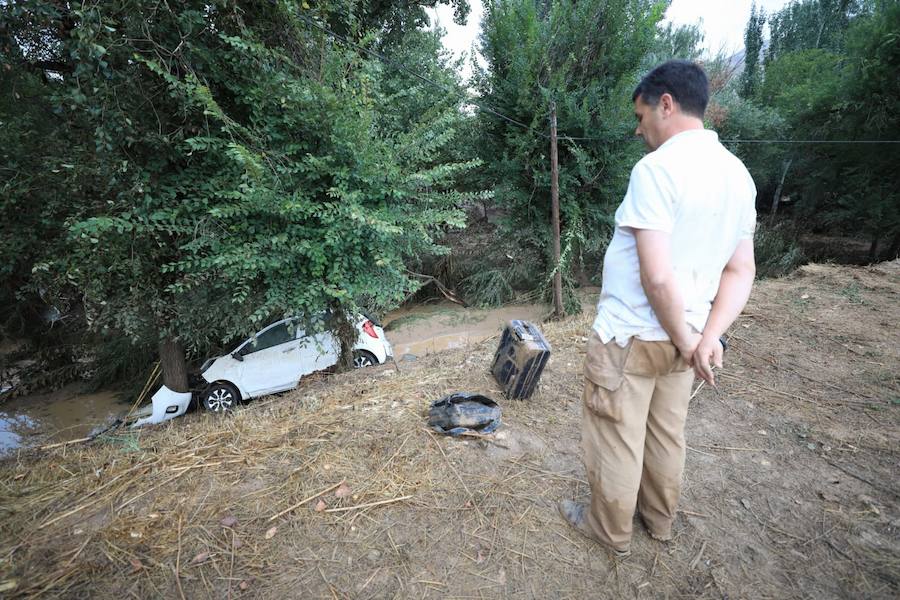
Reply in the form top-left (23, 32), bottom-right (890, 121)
top-left (659, 93), bottom-right (676, 117)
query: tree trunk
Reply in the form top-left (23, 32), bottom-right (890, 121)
top-left (815, 19), bottom-right (825, 49)
top-left (158, 338), bottom-right (189, 393)
top-left (887, 230), bottom-right (900, 261)
top-left (771, 158), bottom-right (793, 215)
top-left (868, 235), bottom-right (880, 263)
top-left (549, 101), bottom-right (564, 318)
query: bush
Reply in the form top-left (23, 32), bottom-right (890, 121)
top-left (460, 268), bottom-right (516, 308)
top-left (755, 221), bottom-right (806, 278)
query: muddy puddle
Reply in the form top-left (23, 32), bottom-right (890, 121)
top-left (382, 302), bottom-right (548, 359)
top-left (0, 385), bottom-right (126, 456)
top-left (382, 290), bottom-right (597, 359)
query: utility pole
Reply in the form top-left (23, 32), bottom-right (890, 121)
top-left (549, 101), bottom-right (564, 318)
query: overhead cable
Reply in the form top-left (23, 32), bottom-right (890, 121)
top-left (557, 136), bottom-right (900, 145)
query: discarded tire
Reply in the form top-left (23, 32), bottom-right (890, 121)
top-left (428, 392), bottom-right (501, 436)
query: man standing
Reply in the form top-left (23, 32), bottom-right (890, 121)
top-left (558, 60), bottom-right (757, 557)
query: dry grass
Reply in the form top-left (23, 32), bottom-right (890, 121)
top-left (1, 262), bottom-right (898, 599)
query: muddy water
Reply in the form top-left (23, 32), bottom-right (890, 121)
top-left (382, 287), bottom-right (600, 359)
top-left (382, 302), bottom-right (547, 358)
top-left (0, 385), bottom-right (125, 456)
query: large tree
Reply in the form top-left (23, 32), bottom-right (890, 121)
top-left (1, 0), bottom-right (481, 390)
top-left (748, 0), bottom-right (899, 259)
top-left (471, 0), bottom-right (664, 310)
top-left (740, 2), bottom-right (765, 98)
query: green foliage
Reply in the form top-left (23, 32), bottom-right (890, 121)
top-left (740, 2), bottom-right (766, 98)
top-left (461, 268), bottom-right (516, 308)
top-left (472, 0), bottom-right (665, 304)
top-left (1, 0), bottom-right (484, 380)
top-left (728, 0), bottom-right (900, 260)
top-left (765, 0), bottom-right (866, 64)
top-left (643, 21), bottom-right (705, 67)
top-left (323, 0), bottom-right (471, 48)
top-left (758, 49), bottom-right (845, 125)
top-left (754, 221), bottom-right (806, 278)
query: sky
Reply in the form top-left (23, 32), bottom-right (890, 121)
top-left (429, 0), bottom-right (795, 78)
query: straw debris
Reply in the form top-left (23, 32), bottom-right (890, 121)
top-left (0, 262), bottom-right (898, 598)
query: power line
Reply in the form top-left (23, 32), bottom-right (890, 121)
top-left (722, 139), bottom-right (900, 144)
top-left (557, 135), bottom-right (900, 145)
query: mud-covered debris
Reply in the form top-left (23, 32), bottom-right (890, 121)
top-left (428, 392), bottom-right (501, 436)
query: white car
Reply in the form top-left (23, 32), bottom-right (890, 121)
top-left (198, 314), bottom-right (392, 412)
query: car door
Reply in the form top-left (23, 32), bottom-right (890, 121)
top-left (236, 319), bottom-right (305, 397)
top-left (296, 328), bottom-right (341, 375)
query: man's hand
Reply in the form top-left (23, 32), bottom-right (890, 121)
top-left (675, 331), bottom-right (702, 366)
top-left (692, 335), bottom-right (724, 386)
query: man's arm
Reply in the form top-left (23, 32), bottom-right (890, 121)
top-left (633, 229), bottom-right (700, 360)
top-left (693, 238), bottom-right (756, 385)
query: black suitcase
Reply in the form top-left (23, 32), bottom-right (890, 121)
top-left (491, 320), bottom-right (551, 400)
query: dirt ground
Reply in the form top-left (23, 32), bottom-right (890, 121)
top-left (1, 261), bottom-right (898, 599)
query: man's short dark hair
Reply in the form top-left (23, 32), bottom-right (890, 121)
top-left (632, 60), bottom-right (709, 118)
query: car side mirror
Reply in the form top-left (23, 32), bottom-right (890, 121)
top-left (232, 352), bottom-right (244, 362)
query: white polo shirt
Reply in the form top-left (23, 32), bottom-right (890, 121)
top-left (593, 129), bottom-right (756, 346)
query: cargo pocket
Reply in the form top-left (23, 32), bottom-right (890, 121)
top-left (582, 333), bottom-right (631, 422)
top-left (583, 379), bottom-right (624, 422)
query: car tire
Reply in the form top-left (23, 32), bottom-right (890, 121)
top-left (352, 350), bottom-right (378, 369)
top-left (202, 382), bottom-right (241, 413)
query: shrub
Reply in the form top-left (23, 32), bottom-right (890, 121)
top-left (755, 221), bottom-right (806, 278)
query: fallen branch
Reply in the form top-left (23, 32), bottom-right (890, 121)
top-left (38, 436), bottom-right (93, 451)
top-left (698, 445), bottom-right (764, 452)
top-left (175, 516), bottom-right (186, 600)
top-left (38, 418), bottom-right (123, 451)
top-left (690, 380), bottom-right (707, 400)
top-left (689, 541), bottom-right (707, 570)
top-left (718, 372), bottom-right (814, 403)
top-left (405, 270), bottom-right (468, 307)
top-left (268, 480), bottom-right (345, 522)
top-left (686, 446), bottom-right (715, 457)
top-left (324, 495), bottom-right (413, 513)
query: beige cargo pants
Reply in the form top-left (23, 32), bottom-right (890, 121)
top-left (581, 331), bottom-right (695, 552)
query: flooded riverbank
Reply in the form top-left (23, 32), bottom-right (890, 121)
top-left (0, 290), bottom-right (601, 455)
top-left (0, 385), bottom-right (125, 456)
top-left (382, 301), bottom-right (548, 358)
top-left (382, 288), bottom-right (598, 359)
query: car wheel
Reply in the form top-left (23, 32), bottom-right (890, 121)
top-left (202, 382), bottom-right (240, 413)
top-left (352, 350), bottom-right (378, 369)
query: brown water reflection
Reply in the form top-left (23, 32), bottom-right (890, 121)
top-left (0, 385), bottom-right (125, 455)
top-left (383, 301), bottom-right (549, 359)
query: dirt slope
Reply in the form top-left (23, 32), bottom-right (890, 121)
top-left (1, 262), bottom-right (898, 599)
